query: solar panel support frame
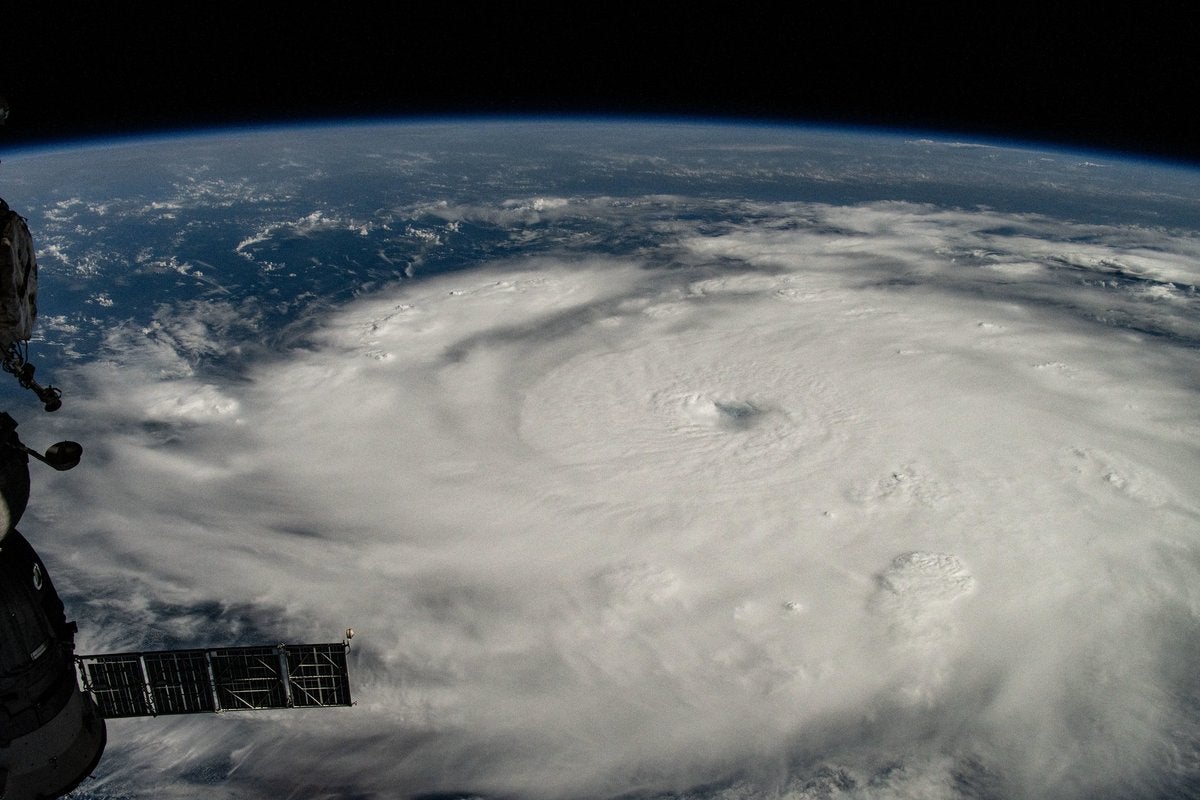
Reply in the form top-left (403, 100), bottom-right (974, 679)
top-left (76, 640), bottom-right (352, 719)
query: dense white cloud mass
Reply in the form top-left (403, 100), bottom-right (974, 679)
top-left (3, 122), bottom-right (1198, 800)
top-left (20, 195), bottom-right (1198, 799)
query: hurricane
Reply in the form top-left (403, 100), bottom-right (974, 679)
top-left (2, 121), bottom-right (1199, 799)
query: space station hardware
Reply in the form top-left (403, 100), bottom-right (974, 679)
top-left (0, 197), bottom-right (61, 412)
top-left (77, 641), bottom-right (353, 718)
top-left (0, 189), bottom-right (354, 799)
top-left (0, 417), bottom-right (103, 800)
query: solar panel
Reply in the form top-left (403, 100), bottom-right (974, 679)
top-left (145, 650), bottom-right (216, 714)
top-left (77, 654), bottom-right (152, 718)
top-left (77, 642), bottom-right (352, 718)
top-left (210, 646), bottom-right (286, 710)
top-left (286, 643), bottom-right (352, 708)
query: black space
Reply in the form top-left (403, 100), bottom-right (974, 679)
top-left (1, 6), bottom-right (1199, 164)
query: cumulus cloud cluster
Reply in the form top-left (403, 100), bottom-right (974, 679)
top-left (12, 191), bottom-right (1200, 800)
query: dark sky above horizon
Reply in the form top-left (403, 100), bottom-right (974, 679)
top-left (2, 6), bottom-right (1198, 164)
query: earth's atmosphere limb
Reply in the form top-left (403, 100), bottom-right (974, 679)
top-left (2, 122), bottom-right (1199, 799)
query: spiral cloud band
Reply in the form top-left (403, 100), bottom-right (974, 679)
top-left (17, 163), bottom-right (1200, 797)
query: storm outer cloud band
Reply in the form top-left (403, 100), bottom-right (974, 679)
top-left (4, 123), bottom-right (1199, 798)
top-left (20, 195), bottom-right (1198, 799)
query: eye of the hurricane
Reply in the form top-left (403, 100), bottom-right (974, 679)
top-left (684, 395), bottom-right (768, 431)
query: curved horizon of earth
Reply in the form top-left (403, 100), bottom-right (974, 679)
top-left (2, 119), bottom-right (1199, 799)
